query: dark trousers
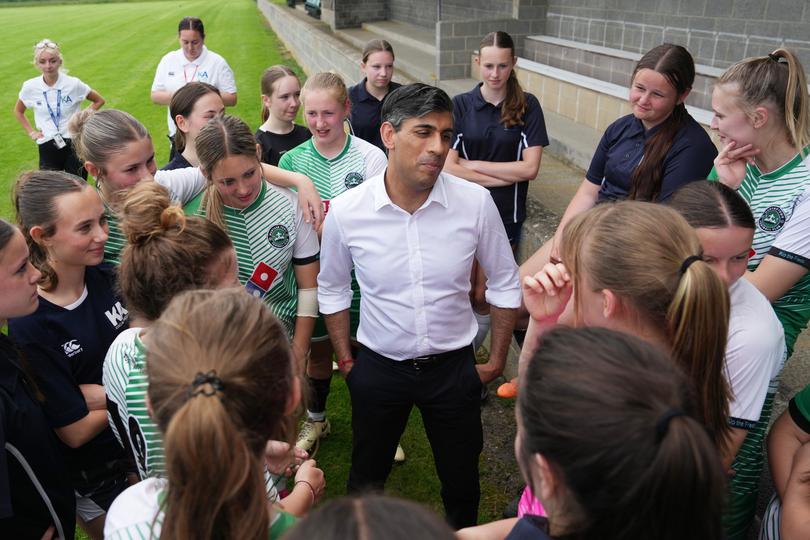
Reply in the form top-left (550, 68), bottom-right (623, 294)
top-left (38, 138), bottom-right (87, 179)
top-left (346, 345), bottom-right (483, 528)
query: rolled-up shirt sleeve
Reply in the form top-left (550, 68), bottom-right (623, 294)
top-left (317, 208), bottom-right (355, 314)
top-left (476, 194), bottom-right (521, 308)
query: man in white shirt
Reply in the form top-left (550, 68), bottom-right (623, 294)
top-left (318, 84), bottom-right (520, 528)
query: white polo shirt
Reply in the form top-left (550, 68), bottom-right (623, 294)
top-left (18, 73), bottom-right (90, 144)
top-left (318, 171), bottom-right (521, 360)
top-left (151, 46), bottom-right (237, 135)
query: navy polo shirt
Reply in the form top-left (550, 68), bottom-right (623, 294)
top-left (451, 83), bottom-right (549, 225)
top-left (505, 515), bottom-right (554, 540)
top-left (9, 264), bottom-right (129, 472)
top-left (0, 337), bottom-right (75, 539)
top-left (255, 124), bottom-right (311, 166)
top-left (348, 78), bottom-right (402, 152)
top-left (160, 151), bottom-right (192, 171)
top-left (586, 113), bottom-right (718, 202)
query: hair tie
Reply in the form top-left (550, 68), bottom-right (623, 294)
top-left (655, 408), bottom-right (685, 442)
top-left (679, 255), bottom-right (702, 275)
top-left (188, 370), bottom-right (225, 398)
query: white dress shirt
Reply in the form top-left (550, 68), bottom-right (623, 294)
top-left (151, 46), bottom-right (237, 135)
top-left (318, 171), bottom-right (521, 360)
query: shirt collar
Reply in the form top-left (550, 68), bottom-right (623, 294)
top-left (372, 170), bottom-right (449, 212)
top-left (472, 83), bottom-right (494, 111)
top-left (354, 79), bottom-right (375, 102)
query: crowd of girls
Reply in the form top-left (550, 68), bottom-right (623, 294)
top-left (4, 20), bottom-right (810, 540)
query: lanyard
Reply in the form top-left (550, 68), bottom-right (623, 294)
top-left (183, 64), bottom-right (199, 83)
top-left (43, 89), bottom-right (62, 132)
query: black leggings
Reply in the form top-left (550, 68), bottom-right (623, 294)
top-left (38, 138), bottom-right (87, 179)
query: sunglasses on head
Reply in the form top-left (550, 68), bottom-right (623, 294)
top-left (35, 40), bottom-right (58, 50)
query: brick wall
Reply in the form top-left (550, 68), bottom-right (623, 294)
top-left (544, 0), bottom-right (810, 68)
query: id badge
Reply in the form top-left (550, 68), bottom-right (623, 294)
top-left (53, 133), bottom-right (66, 149)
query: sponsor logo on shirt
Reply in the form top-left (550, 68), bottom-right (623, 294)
top-left (759, 206), bottom-right (787, 232)
top-left (245, 262), bottom-right (279, 299)
top-left (62, 339), bottom-right (82, 357)
top-left (105, 301), bottom-right (129, 329)
top-left (61, 95), bottom-right (73, 104)
top-left (344, 172), bottom-right (364, 189)
top-left (168, 71), bottom-right (175, 76)
top-left (268, 225), bottom-right (290, 248)
top-left (198, 71), bottom-right (209, 80)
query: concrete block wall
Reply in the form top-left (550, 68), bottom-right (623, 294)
top-left (387, 0), bottom-right (436, 29)
top-left (387, 0), bottom-right (515, 28)
top-left (544, 0), bottom-right (810, 69)
top-left (257, 0), bottom-right (358, 81)
top-left (523, 38), bottom-right (719, 111)
top-left (321, 0), bottom-right (386, 30)
top-left (514, 66), bottom-right (632, 135)
top-left (436, 1), bottom-right (547, 80)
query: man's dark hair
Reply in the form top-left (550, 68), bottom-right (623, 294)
top-left (381, 83), bottom-right (453, 131)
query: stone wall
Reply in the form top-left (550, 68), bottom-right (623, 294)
top-left (544, 0), bottom-right (810, 68)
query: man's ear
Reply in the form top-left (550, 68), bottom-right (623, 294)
top-left (380, 122), bottom-right (396, 151)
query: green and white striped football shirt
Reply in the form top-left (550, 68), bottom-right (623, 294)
top-left (278, 134), bottom-right (387, 209)
top-left (711, 150), bottom-right (810, 355)
top-left (103, 328), bottom-right (163, 479)
top-left (185, 181), bottom-right (319, 336)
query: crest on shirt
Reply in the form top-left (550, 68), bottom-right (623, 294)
top-left (759, 206), bottom-right (786, 232)
top-left (344, 172), bottom-right (364, 189)
top-left (62, 339), bottom-right (82, 357)
top-left (268, 224), bottom-right (290, 248)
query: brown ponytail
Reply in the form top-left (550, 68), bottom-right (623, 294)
top-left (14, 170), bottom-right (88, 291)
top-left (519, 326), bottom-right (725, 540)
top-left (562, 201), bottom-right (731, 450)
top-left (480, 31), bottom-right (526, 128)
top-left (118, 181), bottom-right (232, 322)
top-left (628, 44), bottom-right (695, 201)
top-left (147, 289), bottom-right (294, 540)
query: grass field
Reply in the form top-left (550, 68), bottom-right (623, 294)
top-left (0, 0), bottom-right (304, 218)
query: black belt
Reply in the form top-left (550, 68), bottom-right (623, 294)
top-left (361, 344), bottom-right (472, 371)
